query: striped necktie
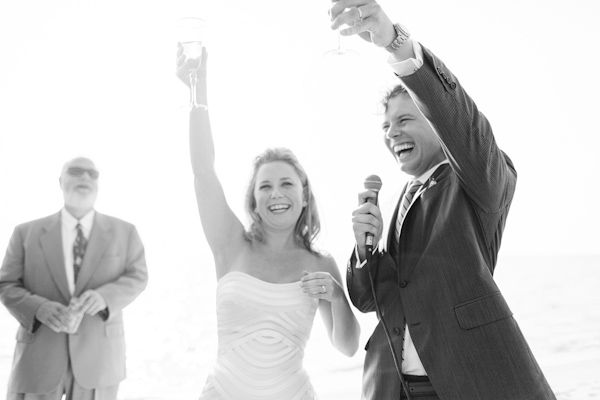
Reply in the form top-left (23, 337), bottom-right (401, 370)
top-left (395, 181), bottom-right (422, 244)
top-left (73, 223), bottom-right (87, 282)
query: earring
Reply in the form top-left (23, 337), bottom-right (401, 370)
top-left (302, 201), bottom-right (307, 207)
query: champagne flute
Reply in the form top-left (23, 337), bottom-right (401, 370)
top-left (323, 8), bottom-right (358, 62)
top-left (178, 17), bottom-right (207, 110)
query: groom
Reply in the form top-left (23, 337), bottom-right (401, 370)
top-left (335, 0), bottom-right (556, 399)
top-left (0, 157), bottom-right (148, 400)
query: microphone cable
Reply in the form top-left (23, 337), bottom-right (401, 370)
top-left (365, 248), bottom-right (412, 400)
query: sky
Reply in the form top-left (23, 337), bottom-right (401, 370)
top-left (0, 0), bottom-right (599, 397)
top-left (1, 0), bottom-right (598, 263)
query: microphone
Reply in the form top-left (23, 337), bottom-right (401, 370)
top-left (362, 174), bottom-right (409, 397)
top-left (363, 175), bottom-right (382, 255)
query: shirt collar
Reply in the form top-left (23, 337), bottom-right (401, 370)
top-left (61, 208), bottom-right (95, 232)
top-left (413, 160), bottom-right (449, 186)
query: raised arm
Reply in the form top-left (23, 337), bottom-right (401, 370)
top-left (176, 46), bottom-right (246, 276)
top-left (391, 42), bottom-right (516, 213)
top-left (330, 0), bottom-right (515, 213)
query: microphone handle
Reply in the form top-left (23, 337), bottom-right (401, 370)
top-left (364, 193), bottom-right (378, 255)
top-left (365, 233), bottom-right (374, 253)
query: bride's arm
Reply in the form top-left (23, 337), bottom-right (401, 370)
top-left (303, 257), bottom-right (360, 357)
top-left (177, 46), bottom-right (246, 277)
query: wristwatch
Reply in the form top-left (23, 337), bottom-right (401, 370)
top-left (384, 23), bottom-right (410, 53)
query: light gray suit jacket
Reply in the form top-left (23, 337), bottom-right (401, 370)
top-left (347, 45), bottom-right (555, 400)
top-left (0, 211), bottom-right (148, 393)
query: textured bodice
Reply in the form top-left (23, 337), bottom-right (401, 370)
top-left (199, 271), bottom-right (319, 400)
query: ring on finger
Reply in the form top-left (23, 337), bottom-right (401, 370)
top-left (321, 285), bottom-right (326, 294)
top-left (356, 7), bottom-right (363, 23)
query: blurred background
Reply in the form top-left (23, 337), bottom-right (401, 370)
top-left (1, 0), bottom-right (599, 398)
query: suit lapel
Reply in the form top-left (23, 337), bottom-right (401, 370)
top-left (40, 212), bottom-right (71, 302)
top-left (74, 213), bottom-right (110, 295)
top-left (419, 163), bottom-right (451, 201)
top-left (385, 182), bottom-right (407, 253)
top-left (388, 164), bottom-right (452, 279)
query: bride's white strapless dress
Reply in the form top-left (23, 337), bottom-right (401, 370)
top-left (199, 271), bottom-right (319, 400)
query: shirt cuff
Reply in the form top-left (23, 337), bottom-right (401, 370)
top-left (387, 40), bottom-right (424, 77)
top-left (354, 243), bottom-right (379, 269)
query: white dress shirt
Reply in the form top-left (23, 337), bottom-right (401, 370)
top-left (388, 40), bottom-right (424, 77)
top-left (61, 208), bottom-right (95, 295)
top-left (355, 38), bottom-right (449, 374)
top-left (399, 160), bottom-right (448, 375)
top-left (386, 40), bottom-right (445, 375)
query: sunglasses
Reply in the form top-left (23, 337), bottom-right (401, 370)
top-left (66, 167), bottom-right (100, 179)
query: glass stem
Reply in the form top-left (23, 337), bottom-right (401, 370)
top-left (189, 71), bottom-right (198, 108)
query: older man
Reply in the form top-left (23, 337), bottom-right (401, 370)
top-left (0, 157), bottom-right (148, 400)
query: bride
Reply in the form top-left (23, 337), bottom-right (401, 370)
top-left (176, 46), bottom-right (360, 400)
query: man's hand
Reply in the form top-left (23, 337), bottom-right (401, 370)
top-left (352, 190), bottom-right (384, 259)
top-left (329, 0), bottom-right (396, 49)
top-left (35, 301), bottom-right (69, 333)
top-left (71, 290), bottom-right (107, 316)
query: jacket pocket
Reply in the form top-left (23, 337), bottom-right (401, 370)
top-left (16, 328), bottom-right (35, 343)
top-left (454, 292), bottom-right (513, 330)
top-left (105, 322), bottom-right (124, 338)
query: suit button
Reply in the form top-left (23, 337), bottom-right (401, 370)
top-left (399, 280), bottom-right (408, 288)
top-left (393, 327), bottom-right (402, 336)
top-left (450, 82), bottom-right (457, 89)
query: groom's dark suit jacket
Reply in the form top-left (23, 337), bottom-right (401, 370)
top-left (347, 45), bottom-right (556, 400)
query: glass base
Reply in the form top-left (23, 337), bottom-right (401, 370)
top-left (180, 103), bottom-right (208, 112)
top-left (323, 48), bottom-right (359, 63)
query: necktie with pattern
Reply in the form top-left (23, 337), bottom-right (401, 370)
top-left (394, 181), bottom-right (422, 379)
top-left (395, 181), bottom-right (422, 244)
top-left (73, 223), bottom-right (87, 282)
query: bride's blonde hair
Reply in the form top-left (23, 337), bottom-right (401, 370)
top-left (244, 148), bottom-right (320, 255)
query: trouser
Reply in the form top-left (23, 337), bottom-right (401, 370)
top-left (7, 363), bottom-right (119, 400)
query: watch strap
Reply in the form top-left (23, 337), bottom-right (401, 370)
top-left (384, 23), bottom-right (410, 53)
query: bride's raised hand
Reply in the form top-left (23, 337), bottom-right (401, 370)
top-left (176, 43), bottom-right (208, 105)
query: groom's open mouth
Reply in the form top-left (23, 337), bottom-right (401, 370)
top-left (394, 143), bottom-right (415, 160)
